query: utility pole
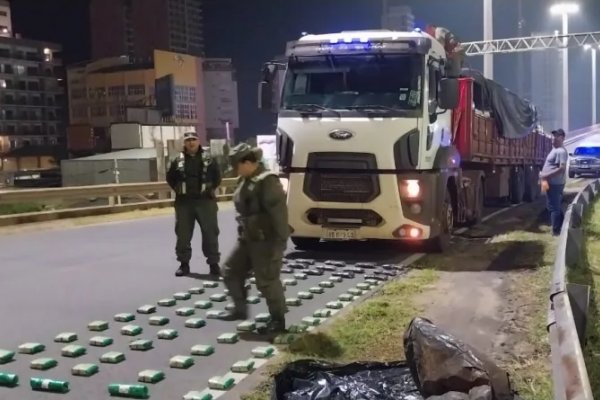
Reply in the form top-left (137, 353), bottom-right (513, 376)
top-left (517, 0), bottom-right (526, 96)
top-left (483, 0), bottom-right (494, 79)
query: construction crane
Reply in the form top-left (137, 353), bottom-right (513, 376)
top-left (462, 30), bottom-right (600, 56)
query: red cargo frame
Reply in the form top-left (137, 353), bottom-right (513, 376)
top-left (452, 77), bottom-right (552, 166)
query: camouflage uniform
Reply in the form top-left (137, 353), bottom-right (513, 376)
top-left (166, 143), bottom-right (222, 276)
top-left (221, 144), bottom-right (289, 332)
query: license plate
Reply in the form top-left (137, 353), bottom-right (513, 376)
top-left (323, 229), bottom-right (358, 240)
top-left (580, 165), bottom-right (590, 169)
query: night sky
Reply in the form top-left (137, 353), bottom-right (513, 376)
top-left (9, 0), bottom-right (600, 139)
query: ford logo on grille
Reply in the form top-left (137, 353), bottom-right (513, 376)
top-left (329, 130), bottom-right (354, 140)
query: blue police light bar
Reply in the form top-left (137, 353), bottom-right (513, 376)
top-left (290, 40), bottom-right (414, 57)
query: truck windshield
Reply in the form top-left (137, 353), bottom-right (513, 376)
top-left (282, 54), bottom-right (423, 114)
top-left (574, 146), bottom-right (600, 156)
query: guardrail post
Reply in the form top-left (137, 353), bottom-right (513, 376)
top-left (566, 283), bottom-right (591, 347)
top-left (565, 225), bottom-right (583, 267)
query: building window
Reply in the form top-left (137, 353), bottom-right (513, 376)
top-left (109, 104), bottom-right (126, 117)
top-left (127, 84), bottom-right (145, 96)
top-left (174, 86), bottom-right (196, 103)
top-left (89, 87), bottom-right (106, 99)
top-left (91, 105), bottom-right (106, 117)
top-left (43, 48), bottom-right (53, 63)
top-left (70, 88), bottom-right (86, 100)
top-left (108, 86), bottom-right (126, 98)
top-left (72, 105), bottom-right (88, 118)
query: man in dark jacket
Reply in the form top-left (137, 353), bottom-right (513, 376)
top-left (166, 131), bottom-right (222, 277)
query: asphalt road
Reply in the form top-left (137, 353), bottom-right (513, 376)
top-left (0, 203), bottom-right (509, 400)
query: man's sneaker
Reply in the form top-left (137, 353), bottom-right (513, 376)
top-left (209, 263), bottom-right (221, 276)
top-left (175, 262), bottom-right (190, 277)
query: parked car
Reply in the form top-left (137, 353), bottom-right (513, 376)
top-left (569, 145), bottom-right (600, 178)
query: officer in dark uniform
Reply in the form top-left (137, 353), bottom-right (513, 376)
top-left (220, 143), bottom-right (289, 334)
top-left (166, 131), bottom-right (222, 277)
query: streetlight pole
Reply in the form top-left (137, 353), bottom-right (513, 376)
top-left (550, 2), bottom-right (579, 134)
top-left (587, 46), bottom-right (598, 125)
top-left (561, 12), bottom-right (569, 133)
top-left (517, 0), bottom-right (525, 95)
top-left (483, 0), bottom-right (493, 79)
top-left (594, 49), bottom-right (597, 125)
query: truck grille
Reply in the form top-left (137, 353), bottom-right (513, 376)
top-left (303, 152), bottom-right (380, 203)
top-left (306, 208), bottom-right (383, 227)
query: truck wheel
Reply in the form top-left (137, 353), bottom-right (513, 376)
top-left (568, 171), bottom-right (575, 179)
top-left (472, 178), bottom-right (484, 224)
top-left (509, 167), bottom-right (525, 204)
top-left (428, 189), bottom-right (453, 252)
top-left (291, 237), bottom-right (321, 251)
top-left (523, 167), bottom-right (538, 202)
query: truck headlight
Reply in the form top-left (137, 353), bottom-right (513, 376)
top-left (400, 179), bottom-right (421, 199)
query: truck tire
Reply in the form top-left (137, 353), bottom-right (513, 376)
top-left (428, 189), bottom-right (453, 252)
top-left (291, 237), bottom-right (321, 251)
top-left (509, 167), bottom-right (525, 204)
top-left (472, 178), bottom-right (484, 224)
top-left (568, 171), bottom-right (575, 179)
top-left (523, 166), bottom-right (539, 202)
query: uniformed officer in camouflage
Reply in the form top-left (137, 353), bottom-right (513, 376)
top-left (166, 131), bottom-right (222, 277)
top-left (220, 143), bottom-right (289, 334)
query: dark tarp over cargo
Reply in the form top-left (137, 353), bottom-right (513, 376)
top-left (461, 68), bottom-right (538, 140)
top-left (270, 317), bottom-right (520, 400)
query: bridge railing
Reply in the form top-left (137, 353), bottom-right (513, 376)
top-left (0, 178), bottom-right (238, 226)
top-left (548, 179), bottom-right (597, 400)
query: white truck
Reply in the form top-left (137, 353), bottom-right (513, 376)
top-left (258, 28), bottom-right (548, 251)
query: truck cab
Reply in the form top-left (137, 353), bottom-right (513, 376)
top-left (258, 29), bottom-right (463, 251)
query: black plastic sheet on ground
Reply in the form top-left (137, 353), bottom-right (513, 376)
top-left (270, 317), bottom-right (519, 400)
top-left (271, 359), bottom-right (423, 400)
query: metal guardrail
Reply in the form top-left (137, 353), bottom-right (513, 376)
top-left (0, 179), bottom-right (238, 204)
top-left (0, 178), bottom-right (239, 226)
top-left (548, 179), bottom-right (598, 400)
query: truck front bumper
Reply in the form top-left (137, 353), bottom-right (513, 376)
top-left (286, 172), bottom-right (444, 241)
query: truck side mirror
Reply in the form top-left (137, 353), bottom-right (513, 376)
top-left (258, 81), bottom-right (274, 111)
top-left (439, 78), bottom-right (459, 109)
top-left (258, 62), bottom-right (279, 112)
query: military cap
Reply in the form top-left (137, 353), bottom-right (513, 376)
top-left (229, 143), bottom-right (263, 165)
top-left (183, 131), bottom-right (199, 141)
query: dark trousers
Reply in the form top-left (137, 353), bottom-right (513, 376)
top-left (546, 184), bottom-right (565, 236)
top-left (222, 240), bottom-right (287, 320)
top-left (174, 197), bottom-right (220, 265)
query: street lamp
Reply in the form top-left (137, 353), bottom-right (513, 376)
top-left (483, 0), bottom-right (493, 79)
top-left (550, 2), bottom-right (579, 134)
top-left (584, 44), bottom-right (598, 125)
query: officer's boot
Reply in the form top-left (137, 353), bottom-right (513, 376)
top-left (219, 285), bottom-right (248, 321)
top-left (209, 263), bottom-right (220, 276)
top-left (219, 302), bottom-right (248, 321)
top-left (175, 262), bottom-right (190, 277)
top-left (257, 315), bottom-right (286, 334)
